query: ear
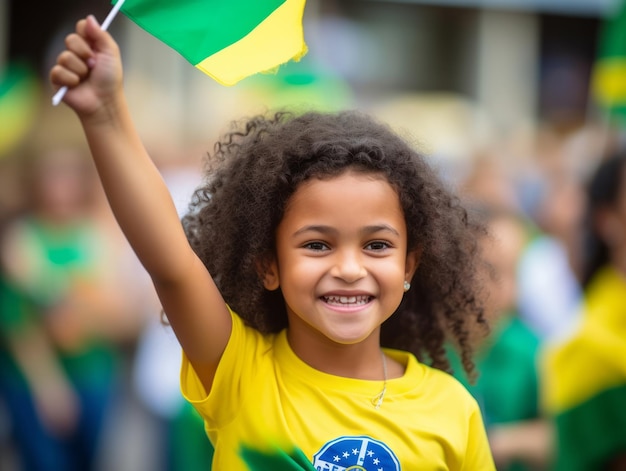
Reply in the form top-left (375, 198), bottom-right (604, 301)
top-left (404, 247), bottom-right (422, 283)
top-left (256, 256), bottom-right (280, 291)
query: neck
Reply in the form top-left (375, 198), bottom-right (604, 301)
top-left (286, 329), bottom-right (386, 380)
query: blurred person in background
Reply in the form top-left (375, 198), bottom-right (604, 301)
top-left (515, 130), bottom-right (584, 341)
top-left (541, 151), bottom-right (626, 471)
top-left (459, 143), bottom-right (582, 343)
top-left (449, 205), bottom-right (553, 471)
top-left (0, 145), bottom-right (145, 471)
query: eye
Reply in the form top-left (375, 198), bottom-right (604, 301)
top-left (365, 240), bottom-right (391, 252)
top-left (303, 241), bottom-right (330, 252)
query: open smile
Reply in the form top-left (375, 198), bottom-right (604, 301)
top-left (321, 295), bottom-right (373, 306)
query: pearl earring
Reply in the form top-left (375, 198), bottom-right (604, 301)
top-left (403, 281), bottom-right (411, 292)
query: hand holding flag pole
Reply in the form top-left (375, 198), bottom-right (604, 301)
top-left (52, 0), bottom-right (307, 106)
top-left (51, 0), bottom-right (126, 106)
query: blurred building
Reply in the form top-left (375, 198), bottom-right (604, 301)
top-left (2, 0), bottom-right (620, 156)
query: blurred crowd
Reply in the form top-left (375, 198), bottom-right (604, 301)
top-left (0, 100), bottom-right (213, 470)
top-left (2, 8), bottom-right (626, 466)
top-left (451, 123), bottom-right (626, 471)
top-left (1, 91), bottom-right (624, 471)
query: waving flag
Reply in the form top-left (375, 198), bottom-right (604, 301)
top-left (114, 0), bottom-right (307, 86)
top-left (541, 266), bottom-right (626, 470)
top-left (591, 0), bottom-right (626, 125)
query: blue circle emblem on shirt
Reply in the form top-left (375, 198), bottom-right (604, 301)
top-left (313, 435), bottom-right (400, 471)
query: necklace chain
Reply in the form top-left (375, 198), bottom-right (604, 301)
top-left (372, 352), bottom-right (388, 409)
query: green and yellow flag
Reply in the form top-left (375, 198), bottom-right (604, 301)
top-left (591, 0), bottom-right (626, 125)
top-left (114, 0), bottom-right (308, 86)
top-left (0, 63), bottom-right (40, 158)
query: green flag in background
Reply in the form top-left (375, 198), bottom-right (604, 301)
top-left (592, 0), bottom-right (626, 125)
top-left (113, 0), bottom-right (307, 86)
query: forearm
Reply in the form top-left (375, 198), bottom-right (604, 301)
top-left (51, 15), bottom-right (232, 389)
top-left (80, 92), bottom-right (194, 281)
top-left (6, 323), bottom-right (80, 435)
top-left (7, 324), bottom-right (73, 400)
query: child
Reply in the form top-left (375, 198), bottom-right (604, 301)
top-left (50, 15), bottom-right (495, 470)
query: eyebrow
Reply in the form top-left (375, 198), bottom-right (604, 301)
top-left (293, 224), bottom-right (400, 237)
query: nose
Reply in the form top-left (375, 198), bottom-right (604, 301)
top-left (330, 248), bottom-right (367, 283)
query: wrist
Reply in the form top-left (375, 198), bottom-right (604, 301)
top-left (79, 88), bottom-right (128, 128)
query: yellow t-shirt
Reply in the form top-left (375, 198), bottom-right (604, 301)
top-left (181, 309), bottom-right (495, 471)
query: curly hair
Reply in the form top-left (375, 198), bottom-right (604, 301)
top-left (182, 110), bottom-right (488, 378)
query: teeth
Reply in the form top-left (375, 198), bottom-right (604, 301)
top-left (323, 295), bottom-right (370, 305)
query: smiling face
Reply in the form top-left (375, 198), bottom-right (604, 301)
top-left (263, 170), bottom-right (419, 361)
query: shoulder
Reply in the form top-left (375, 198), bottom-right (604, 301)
top-left (425, 365), bottom-right (477, 402)
top-left (218, 308), bottom-right (277, 370)
top-left (181, 307), bottom-right (277, 403)
top-left (396, 354), bottom-right (495, 468)
top-left (394, 350), bottom-right (479, 410)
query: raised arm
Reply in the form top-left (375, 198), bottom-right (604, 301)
top-left (49, 15), bottom-right (230, 391)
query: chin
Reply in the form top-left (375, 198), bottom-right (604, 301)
top-left (324, 327), bottom-right (377, 346)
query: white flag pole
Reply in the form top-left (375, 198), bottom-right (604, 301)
top-left (52, 0), bottom-right (126, 106)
